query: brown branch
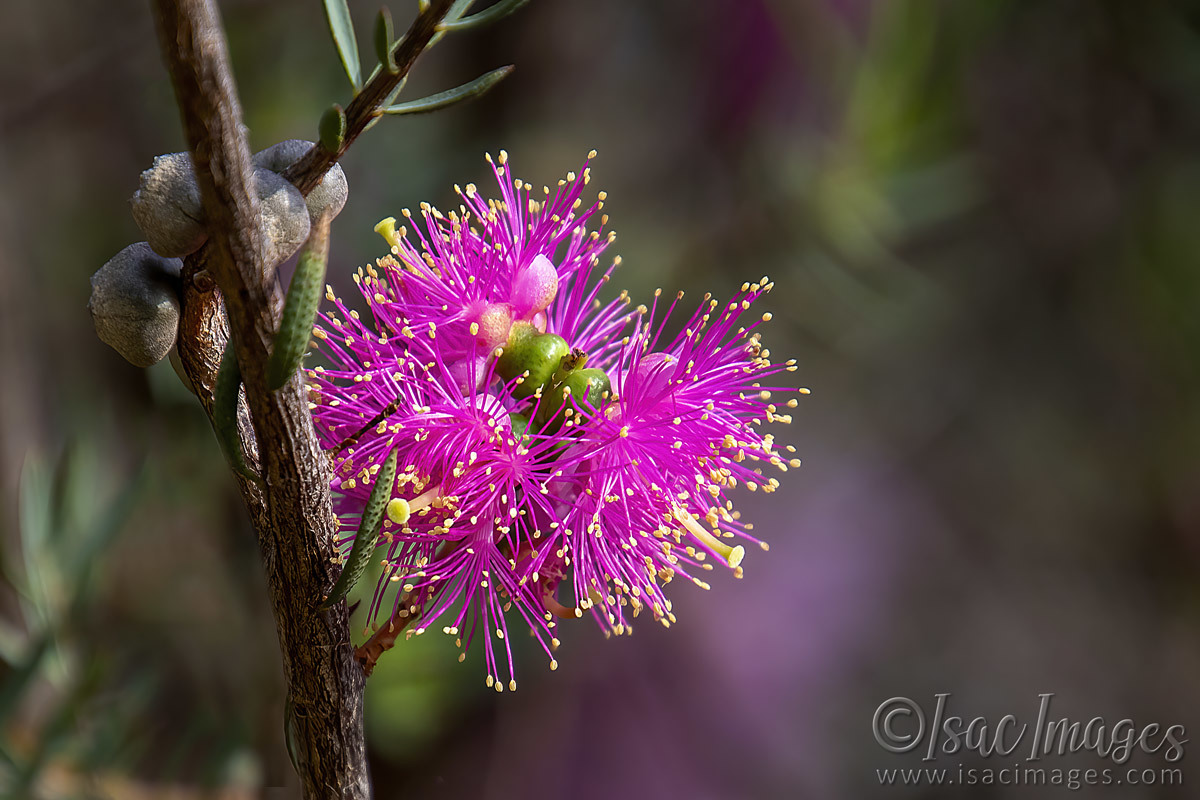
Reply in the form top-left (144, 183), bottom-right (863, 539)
top-left (354, 590), bottom-right (423, 676)
top-left (151, 1), bottom-right (367, 797)
top-left (283, 0), bottom-right (456, 195)
top-left (356, 540), bottom-right (466, 674)
top-left (147, 1), bottom-right (473, 793)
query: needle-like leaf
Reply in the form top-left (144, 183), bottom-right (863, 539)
top-left (214, 341), bottom-right (259, 484)
top-left (438, 0), bottom-right (531, 32)
top-left (319, 104), bottom-right (347, 152)
top-left (374, 7), bottom-right (397, 73)
top-left (320, 448), bottom-right (398, 609)
top-left (268, 210), bottom-right (331, 391)
top-left (322, 0), bottom-right (362, 89)
top-left (382, 65), bottom-right (514, 116)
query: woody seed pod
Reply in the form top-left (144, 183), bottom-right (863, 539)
top-left (130, 152), bottom-right (207, 258)
top-left (252, 139), bottom-right (349, 225)
top-left (254, 167), bottom-right (311, 269)
top-left (88, 242), bottom-right (182, 367)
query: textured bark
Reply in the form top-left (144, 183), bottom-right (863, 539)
top-left (151, 1), bottom-right (367, 797)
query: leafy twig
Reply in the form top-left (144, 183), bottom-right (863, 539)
top-left (283, 0), bottom-right (459, 195)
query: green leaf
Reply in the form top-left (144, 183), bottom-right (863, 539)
top-left (268, 211), bottom-right (331, 391)
top-left (0, 637), bottom-right (49, 724)
top-left (214, 341), bottom-right (259, 484)
top-left (67, 462), bottom-right (147, 613)
top-left (374, 7), bottom-right (397, 73)
top-left (438, 0), bottom-right (531, 32)
top-left (382, 65), bottom-right (514, 116)
top-left (284, 697), bottom-right (302, 773)
top-left (320, 449), bottom-right (398, 609)
top-left (319, 104), bottom-right (348, 152)
top-left (323, 0), bottom-right (362, 90)
top-left (12, 662), bottom-right (104, 794)
top-left (16, 456), bottom-right (51, 607)
top-left (0, 618), bottom-right (26, 665)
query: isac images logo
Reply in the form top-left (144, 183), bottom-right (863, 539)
top-left (872, 693), bottom-right (1187, 791)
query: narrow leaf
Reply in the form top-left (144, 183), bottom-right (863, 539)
top-left (214, 342), bottom-right (259, 484)
top-left (320, 449), bottom-right (397, 609)
top-left (428, 0), bottom-right (478, 48)
top-left (374, 7), bottom-right (397, 73)
top-left (439, 0), bottom-right (531, 32)
top-left (323, 0), bottom-right (362, 89)
top-left (67, 461), bottom-right (147, 607)
top-left (0, 637), bottom-right (49, 724)
top-left (382, 66), bottom-right (514, 116)
top-left (284, 697), bottom-right (302, 773)
top-left (319, 104), bottom-right (347, 152)
top-left (268, 211), bottom-right (331, 391)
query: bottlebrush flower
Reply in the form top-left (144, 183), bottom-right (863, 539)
top-left (307, 152), bottom-right (801, 689)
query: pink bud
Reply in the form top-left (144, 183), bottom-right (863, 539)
top-left (474, 392), bottom-right (509, 428)
top-left (475, 303), bottom-right (513, 348)
top-left (630, 352), bottom-right (676, 399)
top-left (511, 254), bottom-right (559, 319)
top-left (448, 356), bottom-right (489, 393)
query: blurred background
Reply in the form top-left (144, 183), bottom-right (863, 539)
top-left (2, 0), bottom-right (1199, 796)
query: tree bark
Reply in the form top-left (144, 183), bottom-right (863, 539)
top-left (150, 1), bottom-right (369, 796)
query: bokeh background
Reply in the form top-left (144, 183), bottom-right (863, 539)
top-left (2, 0), bottom-right (1199, 797)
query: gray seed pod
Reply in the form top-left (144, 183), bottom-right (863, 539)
top-left (255, 167), bottom-right (311, 269)
top-left (89, 242), bottom-right (182, 367)
top-left (252, 140), bottom-right (348, 224)
top-left (130, 152), bottom-right (208, 258)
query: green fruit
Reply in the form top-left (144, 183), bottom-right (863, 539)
top-left (495, 322), bottom-right (536, 379)
top-left (535, 367), bottom-right (611, 429)
top-left (497, 328), bottom-right (569, 399)
top-left (564, 368), bottom-right (610, 413)
top-left (509, 412), bottom-right (531, 439)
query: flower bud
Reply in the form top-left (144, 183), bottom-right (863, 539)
top-left (496, 324), bottom-right (569, 399)
top-left (511, 254), bottom-right (558, 319)
top-left (130, 152), bottom-right (207, 258)
top-left (254, 167), bottom-right (311, 269)
top-left (631, 352), bottom-right (676, 399)
top-left (448, 355), bottom-right (488, 393)
top-left (475, 303), bottom-right (513, 349)
top-left (252, 139), bottom-right (349, 225)
top-left (88, 242), bottom-right (182, 367)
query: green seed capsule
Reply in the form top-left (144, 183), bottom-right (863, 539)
top-left (320, 448), bottom-right (398, 609)
top-left (535, 367), bottom-right (611, 429)
top-left (267, 210), bottom-right (330, 391)
top-left (495, 321), bottom-right (536, 378)
top-left (214, 340), bottom-right (259, 483)
top-left (509, 412), bottom-right (531, 439)
top-left (564, 367), bottom-right (611, 412)
top-left (551, 348), bottom-right (588, 387)
top-left (497, 327), bottom-right (569, 399)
